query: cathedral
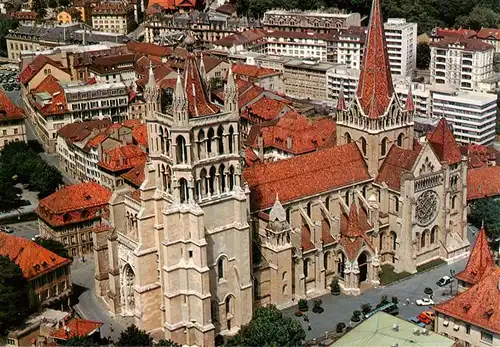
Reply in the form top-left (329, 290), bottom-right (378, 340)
top-left (92, 0), bottom-right (470, 345)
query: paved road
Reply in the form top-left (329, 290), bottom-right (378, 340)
top-left (2, 220), bottom-right (39, 240)
top-left (284, 224), bottom-right (478, 342)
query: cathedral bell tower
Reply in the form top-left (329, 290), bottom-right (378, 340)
top-left (224, 65), bottom-right (238, 119)
top-left (336, 0), bottom-right (415, 177)
top-left (144, 61), bottom-right (160, 121)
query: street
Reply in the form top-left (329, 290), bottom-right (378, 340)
top-left (2, 220), bottom-right (39, 240)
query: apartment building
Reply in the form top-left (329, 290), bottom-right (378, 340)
top-left (89, 53), bottom-right (138, 86)
top-left (394, 82), bottom-right (431, 117)
top-left (36, 182), bottom-right (112, 258)
top-left (431, 86), bottom-right (497, 145)
top-left (283, 59), bottom-right (335, 100)
top-left (326, 66), bottom-right (359, 104)
top-left (384, 18), bottom-right (417, 76)
top-left (0, 90), bottom-right (27, 148)
top-left (329, 26), bottom-right (366, 69)
top-left (476, 28), bottom-right (500, 53)
top-left (91, 3), bottom-right (136, 35)
top-left (430, 36), bottom-right (494, 91)
top-left (262, 9), bottom-right (361, 32)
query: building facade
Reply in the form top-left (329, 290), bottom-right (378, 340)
top-left (0, 90), bottom-right (27, 148)
top-left (91, 3), bottom-right (136, 35)
top-left (384, 18), bottom-right (417, 76)
top-left (283, 59), bottom-right (335, 100)
top-left (262, 10), bottom-right (361, 32)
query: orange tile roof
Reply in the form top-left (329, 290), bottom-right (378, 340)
top-left (132, 123), bottom-right (148, 147)
top-left (241, 96), bottom-right (291, 122)
top-left (36, 182), bottom-right (111, 227)
top-left (98, 145), bottom-right (147, 172)
top-left (434, 28), bottom-right (477, 39)
top-left (322, 219), bottom-right (335, 245)
top-left (0, 89), bottom-right (25, 121)
top-left (463, 144), bottom-right (499, 169)
top-left (19, 55), bottom-right (64, 84)
top-left (31, 75), bottom-right (69, 117)
top-left (434, 266), bottom-right (500, 334)
top-left (427, 118), bottom-right (462, 165)
top-left (57, 120), bottom-right (111, 146)
top-left (244, 147), bottom-right (260, 167)
top-left (476, 28), bottom-right (500, 40)
top-left (123, 119), bottom-right (142, 128)
top-left (375, 145), bottom-right (420, 191)
top-left (339, 205), bottom-right (374, 260)
top-left (232, 64), bottom-right (280, 79)
top-left (467, 166), bottom-right (500, 201)
top-left (455, 225), bottom-right (493, 286)
top-left (0, 233), bottom-right (70, 280)
top-left (148, 0), bottom-right (197, 9)
top-left (430, 36), bottom-right (493, 52)
top-left (247, 112), bottom-right (336, 155)
top-left (51, 318), bottom-right (103, 340)
top-left (301, 225), bottom-right (315, 252)
top-left (244, 143), bottom-right (371, 210)
top-left (121, 161), bottom-right (146, 188)
top-left (127, 42), bottom-right (172, 58)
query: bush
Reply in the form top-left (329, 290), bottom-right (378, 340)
top-left (391, 296), bottom-right (399, 305)
top-left (298, 299), bottom-right (308, 312)
top-left (351, 310), bottom-right (361, 322)
top-left (331, 276), bottom-right (341, 295)
top-left (294, 310), bottom-right (303, 317)
top-left (312, 299), bottom-right (324, 314)
top-left (377, 295), bottom-right (390, 308)
top-left (424, 287), bottom-right (433, 295)
top-left (361, 303), bottom-right (372, 315)
top-left (336, 322), bottom-right (345, 333)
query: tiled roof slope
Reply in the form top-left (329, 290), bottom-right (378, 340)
top-left (430, 36), bottom-right (493, 52)
top-left (31, 75), bottom-right (69, 116)
top-left (339, 205), bottom-right (374, 260)
top-left (0, 89), bottom-right (25, 120)
top-left (241, 96), bottom-right (291, 122)
top-left (467, 166), bottom-right (500, 201)
top-left (375, 145), bottom-right (420, 191)
top-left (476, 28), bottom-right (500, 40)
top-left (0, 233), bottom-right (70, 280)
top-left (455, 225), bottom-right (493, 286)
top-left (244, 143), bottom-right (370, 210)
top-left (132, 123), bottom-right (148, 147)
top-left (121, 161), bottom-right (146, 188)
top-left (51, 318), bottom-right (103, 340)
top-left (427, 118), bottom-right (462, 165)
top-left (434, 266), bottom-right (500, 334)
top-left (98, 145), bottom-right (147, 172)
top-left (356, 0), bottom-right (394, 118)
top-left (19, 55), bottom-right (64, 84)
top-left (57, 120), bottom-right (112, 146)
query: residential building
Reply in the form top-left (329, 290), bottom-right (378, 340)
top-left (332, 311), bottom-right (455, 346)
top-left (466, 166), bottom-right (500, 201)
top-left (329, 26), bottom-right (366, 69)
top-left (89, 53), bottom-right (138, 87)
top-left (57, 8), bottom-right (82, 24)
top-left (434, 265), bottom-right (500, 346)
top-left (476, 28), bottom-right (500, 53)
top-left (36, 182), bottom-right (112, 258)
top-left (11, 11), bottom-right (37, 26)
top-left (0, 233), bottom-right (72, 308)
top-left (19, 54), bottom-right (71, 92)
top-left (431, 86), bottom-right (497, 145)
top-left (97, 144), bottom-right (147, 190)
top-left (326, 66), bottom-right (359, 104)
top-left (262, 9), bottom-right (361, 32)
top-left (91, 3), bottom-right (136, 35)
top-left (429, 28), bottom-right (477, 42)
top-left (384, 18), bottom-right (417, 76)
top-left (430, 36), bottom-right (494, 90)
top-left (232, 64), bottom-right (283, 92)
top-left (0, 90), bottom-right (28, 148)
top-left (394, 81), bottom-right (431, 117)
top-left (283, 59), bottom-right (336, 100)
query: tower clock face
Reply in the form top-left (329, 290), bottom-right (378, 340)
top-left (415, 190), bottom-right (439, 227)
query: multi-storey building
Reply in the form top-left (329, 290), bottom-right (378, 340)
top-left (0, 90), bottom-right (27, 148)
top-left (231, 64), bottom-right (283, 92)
top-left (476, 28), bottom-right (500, 53)
top-left (430, 36), bottom-right (494, 91)
top-left (329, 26), bottom-right (366, 69)
top-left (262, 9), bottom-right (361, 32)
top-left (384, 18), bottom-right (417, 76)
top-left (36, 182), bottom-right (112, 258)
top-left (0, 233), bottom-right (72, 308)
top-left (91, 2), bottom-right (136, 35)
top-left (283, 59), bottom-right (336, 100)
top-left (326, 66), bottom-right (360, 104)
top-left (431, 86), bottom-right (497, 145)
top-left (89, 53), bottom-right (138, 87)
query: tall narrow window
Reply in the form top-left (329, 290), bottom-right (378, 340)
top-left (218, 258), bottom-right (224, 279)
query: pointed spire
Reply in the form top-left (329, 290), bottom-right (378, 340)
top-left (427, 118), bottom-right (462, 164)
top-left (227, 64), bottom-right (236, 90)
top-left (174, 69), bottom-right (184, 98)
top-left (269, 193), bottom-right (286, 222)
top-left (356, 0), bottom-right (394, 119)
top-left (343, 204), bottom-right (364, 238)
top-left (336, 88), bottom-right (346, 111)
top-left (199, 52), bottom-right (207, 81)
top-left (146, 60), bottom-right (155, 90)
top-left (405, 85), bottom-right (415, 112)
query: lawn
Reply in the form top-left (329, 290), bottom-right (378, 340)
top-left (416, 258), bottom-right (446, 272)
top-left (378, 264), bottom-right (412, 285)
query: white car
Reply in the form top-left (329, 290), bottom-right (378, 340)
top-left (416, 298), bottom-right (435, 306)
top-left (437, 275), bottom-right (452, 286)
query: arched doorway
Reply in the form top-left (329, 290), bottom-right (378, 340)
top-left (358, 252), bottom-right (368, 283)
top-left (336, 252), bottom-right (345, 279)
top-left (122, 264), bottom-right (135, 315)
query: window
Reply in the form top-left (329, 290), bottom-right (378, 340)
top-left (481, 331), bottom-right (493, 344)
top-left (303, 258), bottom-right (309, 278)
top-left (381, 138), bottom-right (388, 156)
top-left (394, 195), bottom-right (399, 212)
top-left (189, 250), bottom-right (193, 258)
top-left (218, 258), bottom-right (224, 280)
top-left (466, 324), bottom-right (471, 335)
top-left (360, 137), bottom-right (367, 155)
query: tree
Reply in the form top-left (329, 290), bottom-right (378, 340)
top-left (456, 6), bottom-right (499, 30)
top-left (65, 336), bottom-right (100, 346)
top-left (58, 0), bottom-right (71, 6)
top-left (156, 340), bottom-right (181, 347)
top-left (469, 197), bottom-right (500, 238)
top-left (0, 255), bottom-right (32, 334)
top-left (29, 162), bottom-right (63, 198)
top-left (35, 238), bottom-right (69, 259)
top-left (48, 0), bottom-right (58, 8)
top-left (416, 43), bottom-right (430, 70)
top-left (0, 19), bottom-right (19, 57)
top-left (361, 303), bottom-right (372, 315)
top-left (32, 0), bottom-right (47, 21)
top-left (226, 305), bottom-right (306, 347)
top-left (116, 325), bottom-right (154, 347)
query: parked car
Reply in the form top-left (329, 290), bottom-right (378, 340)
top-left (416, 298), bottom-right (435, 306)
top-left (436, 275), bottom-right (453, 287)
top-left (0, 226), bottom-right (13, 233)
top-left (417, 313), bottom-right (432, 325)
top-left (420, 310), bottom-right (435, 320)
top-left (408, 317), bottom-right (427, 328)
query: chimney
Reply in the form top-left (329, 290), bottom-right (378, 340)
top-left (286, 136), bottom-right (292, 149)
top-left (257, 132), bottom-right (264, 161)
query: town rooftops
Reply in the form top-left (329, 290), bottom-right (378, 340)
top-left (467, 166), bottom-right (500, 201)
top-left (375, 144), bottom-right (420, 191)
top-left (121, 162), bottom-right (146, 188)
top-left (19, 55), bottom-right (65, 84)
top-left (476, 28), bottom-right (500, 40)
top-left (0, 233), bottom-right (70, 280)
top-left (98, 145), bottom-right (147, 172)
top-left (51, 318), bottom-right (103, 340)
top-left (0, 89), bottom-right (25, 121)
top-left (126, 41), bottom-right (172, 58)
top-left (92, 2), bottom-right (133, 15)
top-left (31, 75), bottom-right (69, 117)
top-left (132, 123), bottom-right (148, 147)
top-left (430, 36), bottom-right (493, 52)
top-left (57, 120), bottom-right (112, 146)
top-left (89, 53), bottom-right (138, 74)
top-left (427, 117), bottom-right (462, 165)
top-left (232, 63), bottom-right (281, 79)
top-left (432, 28), bottom-right (477, 39)
top-left (434, 265), bottom-right (500, 335)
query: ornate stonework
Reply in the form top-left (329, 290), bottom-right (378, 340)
top-left (415, 190), bottom-right (439, 227)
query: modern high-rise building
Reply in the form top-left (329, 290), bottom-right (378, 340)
top-left (384, 18), bottom-right (417, 76)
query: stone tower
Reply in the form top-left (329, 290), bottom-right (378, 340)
top-left (144, 61), bottom-right (160, 121)
top-left (336, 0), bottom-right (415, 177)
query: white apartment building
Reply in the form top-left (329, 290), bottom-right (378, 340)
top-left (394, 82), bottom-right (431, 116)
top-left (263, 31), bottom-right (330, 62)
top-left (384, 18), bottom-right (417, 76)
top-left (430, 37), bottom-right (495, 91)
top-left (262, 10), bottom-right (361, 32)
top-left (91, 3), bottom-right (136, 35)
top-left (89, 53), bottom-right (137, 87)
top-left (326, 66), bottom-right (359, 103)
top-left (431, 86), bottom-right (497, 145)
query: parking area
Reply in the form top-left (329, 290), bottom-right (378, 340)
top-left (0, 69), bottom-right (20, 93)
top-left (1, 220), bottom-right (40, 240)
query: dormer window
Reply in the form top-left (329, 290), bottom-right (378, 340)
top-left (63, 213), bottom-right (70, 222)
top-left (81, 210), bottom-right (87, 218)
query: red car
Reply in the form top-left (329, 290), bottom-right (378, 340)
top-left (417, 313), bottom-right (432, 325)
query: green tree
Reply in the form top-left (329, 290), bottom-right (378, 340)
top-left (0, 19), bottom-right (19, 57)
top-left (416, 42), bottom-right (431, 70)
top-left (156, 340), bottom-right (181, 347)
top-left (48, 0), bottom-right (58, 8)
top-left (58, 0), bottom-right (71, 7)
top-left (0, 255), bottom-right (32, 334)
top-left (469, 197), bottom-right (500, 238)
top-left (32, 0), bottom-right (47, 21)
top-left (65, 335), bottom-right (100, 346)
top-left (456, 6), bottom-right (499, 30)
top-left (116, 325), bottom-right (154, 347)
top-left (29, 162), bottom-right (63, 198)
top-left (226, 305), bottom-right (306, 347)
top-left (35, 238), bottom-right (69, 259)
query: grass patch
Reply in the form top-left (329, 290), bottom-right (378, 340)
top-left (417, 258), bottom-right (446, 272)
top-left (379, 264), bottom-right (412, 285)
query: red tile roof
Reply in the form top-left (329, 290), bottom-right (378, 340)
top-left (244, 148), bottom-right (260, 167)
top-left (430, 36), bottom-right (493, 52)
top-left (322, 219), bottom-right (335, 245)
top-left (434, 28), bottom-right (477, 39)
top-left (84, 133), bottom-right (108, 150)
top-left (36, 182), bottom-right (111, 227)
top-left (98, 145), bottom-right (147, 172)
top-left (356, 0), bottom-right (394, 118)
top-left (51, 318), bottom-right (103, 340)
top-left (123, 119), bottom-right (142, 128)
top-left (19, 55), bottom-right (64, 84)
top-left (427, 118), bottom-right (462, 165)
top-left (476, 28), bottom-right (500, 40)
top-left (463, 144), bottom-right (499, 169)
top-left (247, 112), bottom-right (336, 155)
top-left (0, 89), bottom-right (25, 121)
top-left (434, 266), bottom-right (500, 334)
top-left (244, 143), bottom-right (370, 210)
top-left (232, 64), bottom-right (280, 79)
top-left (455, 225), bottom-right (493, 286)
top-left (405, 88), bottom-right (415, 112)
top-left (57, 120), bottom-right (112, 146)
top-left (375, 145), bottom-right (420, 191)
top-left (0, 233), bottom-right (70, 280)
top-left (31, 75), bottom-right (69, 117)
top-left (241, 96), bottom-right (291, 123)
top-left (467, 166), bottom-right (500, 201)
top-left (121, 161), bottom-right (146, 188)
top-left (132, 123), bottom-right (148, 147)
top-left (11, 11), bottom-right (37, 20)
top-left (339, 205), bottom-right (373, 260)
top-left (148, 0), bottom-right (197, 9)
top-left (127, 41), bottom-right (172, 58)
top-left (136, 63), bottom-right (175, 88)
top-left (301, 225), bottom-right (315, 252)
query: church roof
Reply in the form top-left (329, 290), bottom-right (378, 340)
top-left (356, 0), bottom-right (394, 119)
top-left (427, 118), bottom-right (462, 165)
top-left (269, 195), bottom-right (286, 222)
top-left (375, 145), bottom-right (420, 191)
top-left (455, 225), bottom-right (493, 286)
top-left (339, 205), bottom-right (374, 260)
top-left (343, 204), bottom-right (365, 238)
top-left (405, 88), bottom-right (415, 112)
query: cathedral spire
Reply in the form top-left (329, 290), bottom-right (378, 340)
top-left (224, 64), bottom-right (238, 116)
top-left (336, 88), bottom-right (346, 111)
top-left (356, 0), bottom-right (394, 119)
top-left (405, 85), bottom-right (415, 112)
top-left (146, 60), bottom-right (155, 91)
